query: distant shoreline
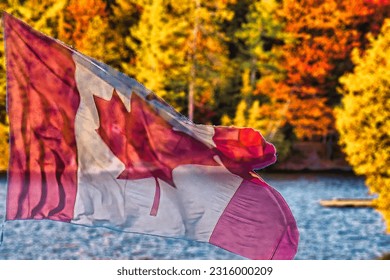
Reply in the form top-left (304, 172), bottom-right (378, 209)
top-left (261, 168), bottom-right (356, 175)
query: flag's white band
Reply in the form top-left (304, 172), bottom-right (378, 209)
top-left (72, 59), bottom-right (242, 241)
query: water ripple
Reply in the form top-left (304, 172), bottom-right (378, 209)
top-left (0, 173), bottom-right (389, 260)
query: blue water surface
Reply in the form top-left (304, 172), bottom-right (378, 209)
top-left (0, 173), bottom-right (389, 260)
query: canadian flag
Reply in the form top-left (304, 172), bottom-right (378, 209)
top-left (3, 12), bottom-right (298, 259)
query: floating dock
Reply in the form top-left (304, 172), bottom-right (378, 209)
top-left (320, 198), bottom-right (374, 208)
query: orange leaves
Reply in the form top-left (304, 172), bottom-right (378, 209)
top-left (272, 0), bottom-right (389, 139)
top-left (1, 0), bottom-right (390, 144)
top-left (365, 0), bottom-right (390, 5)
top-left (67, 0), bottom-right (106, 20)
top-left (66, 0), bottom-right (107, 50)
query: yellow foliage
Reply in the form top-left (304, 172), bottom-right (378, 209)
top-left (233, 100), bottom-right (248, 128)
top-left (227, 97), bottom-right (291, 161)
top-left (0, 122), bottom-right (8, 171)
top-left (240, 69), bottom-right (252, 97)
top-left (336, 19), bottom-right (390, 232)
top-left (221, 114), bottom-right (232, 126)
top-left (0, 0), bottom-right (71, 171)
top-left (0, 0), bottom-right (138, 171)
top-left (66, 0), bottom-right (121, 64)
top-left (129, 0), bottom-right (235, 119)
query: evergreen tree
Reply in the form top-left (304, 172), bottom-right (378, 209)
top-left (108, 0), bottom-right (141, 74)
top-left (235, 0), bottom-right (285, 97)
top-left (237, 0), bottom-right (288, 134)
top-left (129, 0), bottom-right (235, 122)
top-left (222, 0), bottom-right (291, 158)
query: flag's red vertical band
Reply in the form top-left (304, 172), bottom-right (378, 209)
top-left (3, 13), bottom-right (80, 222)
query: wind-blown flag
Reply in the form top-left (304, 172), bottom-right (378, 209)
top-left (3, 12), bottom-right (298, 259)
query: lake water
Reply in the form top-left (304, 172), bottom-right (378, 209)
top-left (0, 173), bottom-right (389, 260)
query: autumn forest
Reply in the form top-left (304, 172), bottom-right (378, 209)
top-left (0, 0), bottom-right (389, 230)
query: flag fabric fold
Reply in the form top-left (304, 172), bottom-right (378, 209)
top-left (3, 12), bottom-right (298, 259)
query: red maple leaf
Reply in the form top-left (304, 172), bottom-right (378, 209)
top-left (93, 90), bottom-right (218, 215)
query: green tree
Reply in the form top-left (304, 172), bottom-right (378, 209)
top-left (129, 0), bottom-right (235, 122)
top-left (222, 0), bottom-right (291, 159)
top-left (336, 19), bottom-right (390, 232)
top-left (108, 0), bottom-right (141, 74)
top-left (235, 0), bottom-right (285, 97)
